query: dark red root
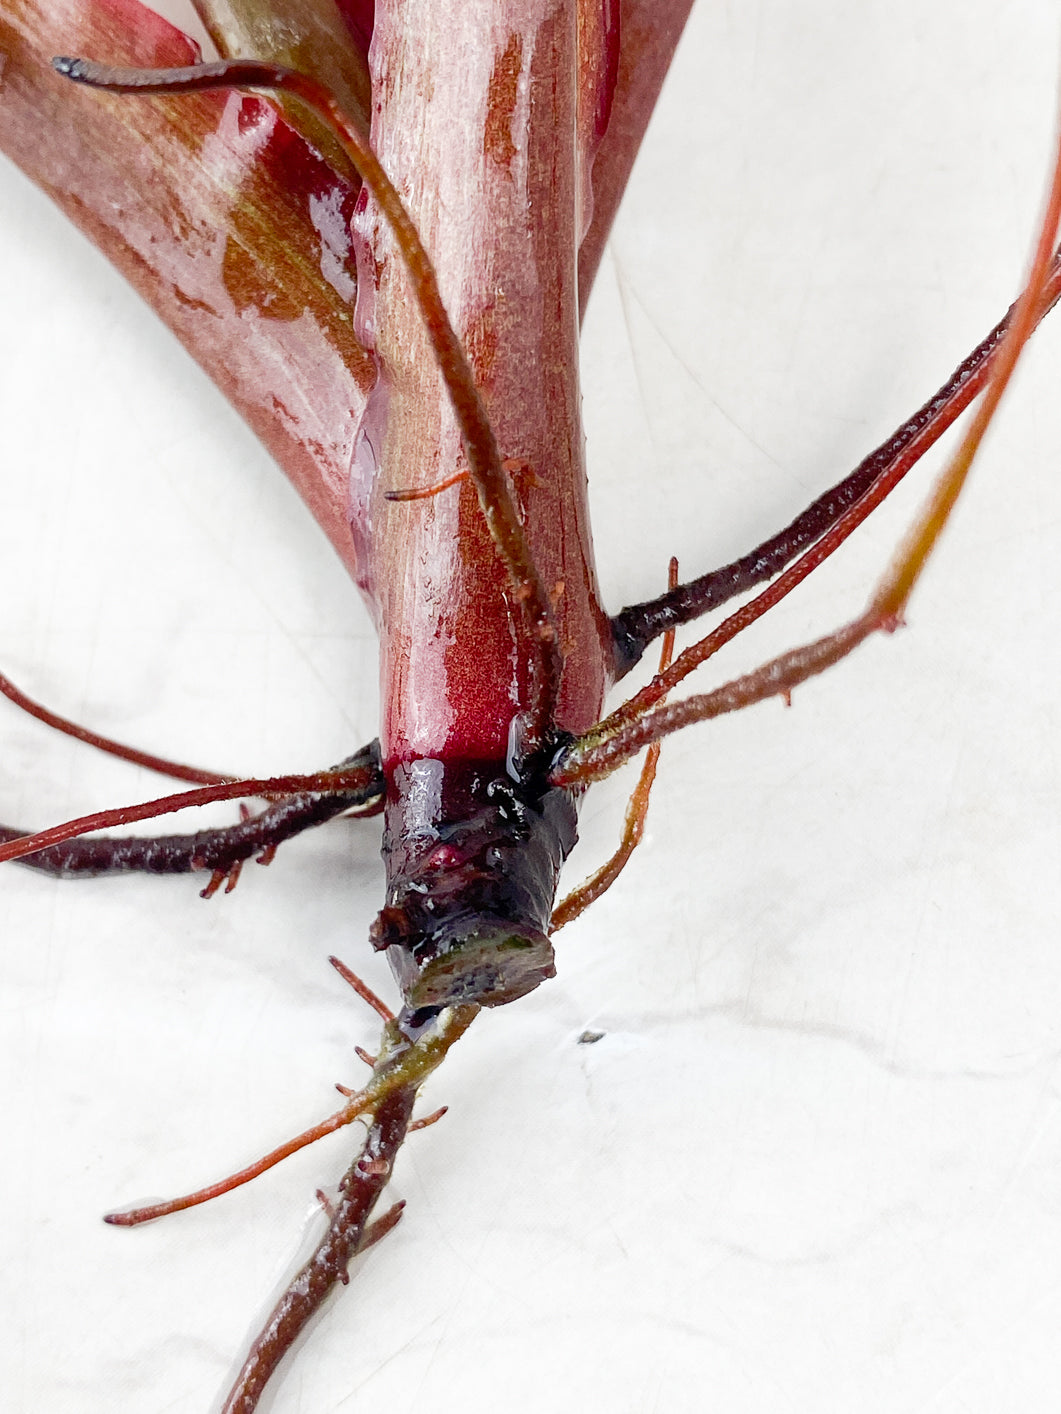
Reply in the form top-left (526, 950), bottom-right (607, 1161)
top-left (0, 791), bottom-right (374, 882)
top-left (591, 250), bottom-right (1061, 748)
top-left (355, 1200), bottom-right (406, 1256)
top-left (0, 746), bottom-right (383, 880)
top-left (610, 249), bottom-right (1061, 671)
top-left (0, 669), bottom-right (233, 785)
top-left (329, 954), bottom-right (396, 1021)
top-left (220, 1086), bottom-right (416, 1414)
top-left (200, 860), bottom-right (244, 899)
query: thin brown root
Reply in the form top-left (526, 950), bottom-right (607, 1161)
top-left (593, 248), bottom-right (1061, 748)
top-left (221, 1087), bottom-right (416, 1412)
top-left (409, 1105), bottom-right (448, 1132)
top-left (216, 1007), bottom-right (477, 1411)
top-left (551, 558), bottom-right (678, 930)
top-left (385, 468), bottom-right (470, 501)
top-left (556, 105), bottom-right (1061, 788)
top-left (103, 1099), bottom-right (374, 1226)
top-left (610, 242), bottom-right (1061, 669)
top-left (0, 763), bottom-right (379, 866)
top-left (328, 954), bottom-right (395, 1022)
top-left (53, 55), bottom-right (561, 755)
top-left (103, 1006), bottom-right (477, 1228)
top-left (559, 95), bottom-right (1061, 790)
top-left (0, 669), bottom-right (233, 785)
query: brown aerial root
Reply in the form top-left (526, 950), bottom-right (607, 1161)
top-left (221, 1085), bottom-right (417, 1413)
top-left (0, 761), bottom-right (380, 866)
top-left (409, 1105), bottom-right (449, 1132)
top-left (350, 1199), bottom-right (406, 1257)
top-left (0, 668), bottom-right (232, 785)
top-left (385, 468), bottom-right (471, 501)
top-left (328, 954), bottom-right (396, 1022)
top-left (590, 247), bottom-right (1061, 760)
top-left (53, 56), bottom-right (562, 756)
top-left (610, 248), bottom-right (1061, 669)
top-left (199, 859), bottom-right (244, 899)
top-left (551, 558), bottom-right (679, 930)
top-left (2, 747), bottom-right (383, 882)
top-left (103, 1005), bottom-right (477, 1228)
top-left (555, 93), bottom-right (1061, 790)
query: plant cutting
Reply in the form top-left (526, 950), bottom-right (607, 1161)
top-left (3, 2), bottom-right (1061, 1411)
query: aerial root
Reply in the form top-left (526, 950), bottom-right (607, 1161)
top-left (557, 103), bottom-right (1061, 789)
top-left (0, 668), bottom-right (233, 785)
top-left (53, 54), bottom-right (561, 755)
top-left (102, 1006), bottom-right (477, 1228)
top-left (385, 468), bottom-right (470, 501)
top-left (409, 1105), bottom-right (448, 1132)
top-left (328, 954), bottom-right (395, 1022)
top-left (551, 558), bottom-right (678, 929)
top-left (0, 760), bottom-right (382, 867)
top-left (199, 859), bottom-right (244, 898)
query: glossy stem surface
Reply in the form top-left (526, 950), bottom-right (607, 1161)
top-left (357, 0), bottom-right (611, 770)
top-left (55, 52), bottom-right (569, 756)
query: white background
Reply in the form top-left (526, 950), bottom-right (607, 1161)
top-left (3, 3), bottom-right (1061, 1411)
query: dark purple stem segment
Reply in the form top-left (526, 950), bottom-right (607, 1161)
top-left (221, 1083), bottom-right (416, 1414)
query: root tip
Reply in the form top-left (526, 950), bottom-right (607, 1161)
top-left (53, 57), bottom-right (95, 85)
